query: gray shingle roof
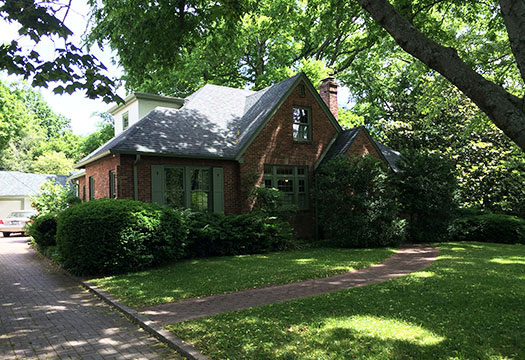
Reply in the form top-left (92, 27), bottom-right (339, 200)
top-left (320, 127), bottom-right (402, 172)
top-left (0, 171), bottom-right (68, 197)
top-left (374, 141), bottom-right (403, 173)
top-left (77, 74), bottom-right (303, 166)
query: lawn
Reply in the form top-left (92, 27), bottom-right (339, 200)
top-left (169, 242), bottom-right (525, 360)
top-left (90, 247), bottom-right (395, 307)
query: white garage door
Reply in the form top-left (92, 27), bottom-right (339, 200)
top-left (0, 199), bottom-right (24, 218)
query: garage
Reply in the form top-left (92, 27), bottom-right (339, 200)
top-left (0, 171), bottom-right (68, 218)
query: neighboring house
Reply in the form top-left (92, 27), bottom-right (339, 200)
top-left (0, 171), bottom-right (69, 218)
top-left (73, 73), bottom-right (400, 237)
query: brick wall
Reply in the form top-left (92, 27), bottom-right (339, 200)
top-left (239, 79), bottom-right (339, 237)
top-left (83, 154), bottom-right (120, 200)
top-left (346, 130), bottom-right (383, 161)
top-left (77, 176), bottom-right (87, 201)
top-left (121, 155), bottom-right (242, 214)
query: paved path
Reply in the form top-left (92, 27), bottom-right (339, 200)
top-left (142, 244), bottom-right (438, 325)
top-left (0, 235), bottom-right (181, 360)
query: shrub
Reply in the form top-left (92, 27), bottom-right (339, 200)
top-left (450, 213), bottom-right (525, 244)
top-left (30, 179), bottom-right (77, 216)
top-left (27, 213), bottom-right (57, 247)
top-left (314, 156), bottom-right (406, 248)
top-left (250, 186), bottom-right (297, 220)
top-left (184, 210), bottom-right (294, 258)
top-left (393, 151), bottom-right (458, 242)
top-left (57, 199), bottom-right (187, 276)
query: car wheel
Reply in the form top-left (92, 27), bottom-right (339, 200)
top-left (2, 232), bottom-right (10, 237)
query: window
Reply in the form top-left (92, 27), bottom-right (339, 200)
top-left (89, 176), bottom-right (95, 200)
top-left (164, 166), bottom-right (211, 211)
top-left (109, 170), bottom-right (116, 198)
top-left (122, 111), bottom-right (129, 131)
top-left (263, 165), bottom-right (308, 209)
top-left (293, 107), bottom-right (311, 141)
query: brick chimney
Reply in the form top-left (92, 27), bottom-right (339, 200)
top-left (319, 76), bottom-right (338, 120)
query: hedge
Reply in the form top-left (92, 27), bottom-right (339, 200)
top-left (449, 213), bottom-right (525, 244)
top-left (27, 213), bottom-right (57, 247)
top-left (56, 199), bottom-right (187, 276)
top-left (183, 210), bottom-right (294, 258)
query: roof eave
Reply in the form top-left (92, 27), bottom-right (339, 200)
top-left (74, 150), bottom-right (112, 169)
top-left (107, 93), bottom-right (185, 114)
top-left (112, 150), bottom-right (238, 161)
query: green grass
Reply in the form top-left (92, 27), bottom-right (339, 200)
top-left (169, 242), bottom-right (525, 360)
top-left (89, 247), bottom-right (395, 308)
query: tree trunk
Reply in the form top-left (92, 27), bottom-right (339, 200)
top-left (357, 0), bottom-right (525, 151)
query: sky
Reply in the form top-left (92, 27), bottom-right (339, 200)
top-left (1, 0), bottom-right (351, 136)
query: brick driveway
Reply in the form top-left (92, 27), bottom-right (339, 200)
top-left (0, 235), bottom-right (181, 360)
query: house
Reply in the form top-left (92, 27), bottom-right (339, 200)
top-left (0, 171), bottom-right (69, 218)
top-left (73, 73), bottom-right (400, 237)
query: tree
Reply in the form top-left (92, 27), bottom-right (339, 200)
top-left (78, 112), bottom-right (114, 157)
top-left (0, 80), bottom-right (83, 173)
top-left (0, 0), bottom-right (120, 102)
top-left (357, 0), bottom-right (525, 151)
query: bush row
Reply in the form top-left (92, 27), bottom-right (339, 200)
top-left (449, 212), bottom-right (525, 244)
top-left (47, 199), bottom-right (294, 276)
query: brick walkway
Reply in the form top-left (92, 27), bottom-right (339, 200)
top-left (0, 235), bottom-right (181, 360)
top-left (142, 244), bottom-right (438, 325)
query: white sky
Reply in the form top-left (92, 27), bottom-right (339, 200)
top-left (1, 0), bottom-right (352, 136)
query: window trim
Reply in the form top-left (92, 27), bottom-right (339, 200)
top-left (109, 170), bottom-right (116, 198)
top-left (163, 165), bottom-right (212, 211)
top-left (89, 176), bottom-right (95, 200)
top-left (122, 111), bottom-right (129, 131)
top-left (292, 106), bottom-right (312, 142)
top-left (263, 164), bottom-right (309, 210)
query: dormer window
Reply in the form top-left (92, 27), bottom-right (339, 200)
top-left (122, 111), bottom-right (129, 131)
top-left (293, 107), bottom-right (311, 142)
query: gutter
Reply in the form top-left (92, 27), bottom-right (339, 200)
top-left (133, 154), bottom-right (141, 200)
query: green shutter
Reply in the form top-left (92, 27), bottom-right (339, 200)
top-left (151, 165), bottom-right (164, 205)
top-left (212, 167), bottom-right (224, 213)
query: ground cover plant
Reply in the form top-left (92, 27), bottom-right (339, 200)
top-left (89, 247), bottom-right (395, 308)
top-left (169, 242), bottom-right (525, 360)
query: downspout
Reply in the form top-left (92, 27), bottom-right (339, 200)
top-left (314, 172), bottom-right (319, 242)
top-left (133, 154), bottom-right (141, 201)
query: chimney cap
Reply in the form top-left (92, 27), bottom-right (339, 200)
top-left (320, 76), bottom-right (337, 84)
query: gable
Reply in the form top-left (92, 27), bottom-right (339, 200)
top-left (320, 127), bottom-right (401, 172)
top-left (240, 78), bottom-right (341, 169)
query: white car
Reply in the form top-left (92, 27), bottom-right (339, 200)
top-left (0, 210), bottom-right (37, 237)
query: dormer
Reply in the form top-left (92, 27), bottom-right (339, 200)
top-left (109, 92), bottom-right (185, 136)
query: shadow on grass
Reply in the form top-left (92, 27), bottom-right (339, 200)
top-left (170, 242), bottom-right (525, 359)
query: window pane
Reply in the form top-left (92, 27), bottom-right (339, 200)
top-left (276, 167), bottom-right (293, 175)
top-left (191, 191), bottom-right (209, 211)
top-left (297, 168), bottom-right (306, 176)
top-left (277, 179), bottom-right (293, 192)
top-left (298, 179), bottom-right (305, 192)
top-left (191, 169), bottom-right (210, 191)
top-left (165, 168), bottom-right (184, 208)
top-left (293, 108), bottom-right (309, 124)
top-left (293, 124), bottom-right (309, 141)
top-left (166, 168), bottom-right (184, 190)
top-left (264, 179), bottom-right (273, 188)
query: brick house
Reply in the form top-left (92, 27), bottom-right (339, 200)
top-left (73, 73), bottom-right (400, 237)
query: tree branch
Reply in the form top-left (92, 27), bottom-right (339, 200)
top-left (357, 0), bottom-right (525, 150)
top-left (499, 0), bottom-right (525, 84)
